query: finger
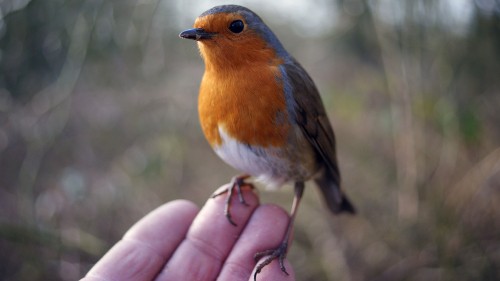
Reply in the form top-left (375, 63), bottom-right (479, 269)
top-left (82, 200), bottom-right (199, 281)
top-left (216, 204), bottom-right (294, 281)
top-left (155, 188), bottom-right (259, 281)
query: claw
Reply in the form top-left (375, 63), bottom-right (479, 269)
top-left (253, 242), bottom-right (289, 281)
top-left (252, 182), bottom-right (304, 281)
top-left (211, 175), bottom-right (253, 226)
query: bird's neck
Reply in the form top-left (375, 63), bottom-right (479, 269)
top-left (198, 41), bottom-right (283, 72)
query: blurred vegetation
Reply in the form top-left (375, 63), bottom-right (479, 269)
top-left (0, 0), bottom-right (499, 280)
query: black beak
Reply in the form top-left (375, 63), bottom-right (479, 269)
top-left (179, 28), bottom-right (215, 41)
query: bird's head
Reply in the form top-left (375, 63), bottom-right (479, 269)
top-left (179, 5), bottom-right (289, 70)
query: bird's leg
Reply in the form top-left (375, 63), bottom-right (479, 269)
top-left (253, 181), bottom-right (304, 281)
top-left (211, 174), bottom-right (253, 226)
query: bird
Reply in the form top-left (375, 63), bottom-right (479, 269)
top-left (179, 4), bottom-right (355, 280)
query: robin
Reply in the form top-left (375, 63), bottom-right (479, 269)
top-left (179, 5), bottom-right (355, 280)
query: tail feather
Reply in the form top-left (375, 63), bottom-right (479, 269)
top-left (314, 169), bottom-right (355, 215)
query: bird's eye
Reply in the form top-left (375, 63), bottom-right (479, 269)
top-left (228, 20), bottom-right (244, 33)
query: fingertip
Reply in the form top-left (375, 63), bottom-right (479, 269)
top-left (168, 199), bottom-right (199, 211)
top-left (84, 200), bottom-right (200, 281)
top-left (211, 184), bottom-right (260, 206)
top-left (246, 204), bottom-right (290, 244)
top-left (188, 186), bottom-right (260, 240)
top-left (125, 199), bottom-right (199, 239)
top-left (251, 205), bottom-right (294, 280)
top-left (205, 186), bottom-right (260, 227)
top-left (154, 187), bottom-right (260, 280)
top-left (217, 203), bottom-right (292, 280)
top-left (253, 204), bottom-right (289, 224)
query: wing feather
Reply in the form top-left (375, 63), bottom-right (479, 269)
top-left (283, 59), bottom-right (355, 214)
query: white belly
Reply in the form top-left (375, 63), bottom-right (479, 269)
top-left (213, 127), bottom-right (290, 189)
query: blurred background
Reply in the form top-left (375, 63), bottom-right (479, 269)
top-left (1, 0), bottom-right (499, 280)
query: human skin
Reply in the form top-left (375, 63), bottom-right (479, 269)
top-left (81, 188), bottom-right (295, 281)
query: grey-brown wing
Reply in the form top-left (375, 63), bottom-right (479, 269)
top-left (283, 60), bottom-right (340, 181)
top-left (283, 59), bottom-right (355, 214)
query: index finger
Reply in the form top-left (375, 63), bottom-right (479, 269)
top-left (155, 187), bottom-right (260, 281)
top-left (82, 200), bottom-right (199, 281)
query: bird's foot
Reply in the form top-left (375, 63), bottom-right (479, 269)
top-left (211, 174), bottom-right (253, 226)
top-left (253, 241), bottom-right (289, 281)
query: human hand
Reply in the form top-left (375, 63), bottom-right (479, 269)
top-left (81, 188), bottom-right (295, 281)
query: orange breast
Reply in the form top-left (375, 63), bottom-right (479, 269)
top-left (198, 63), bottom-right (290, 148)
